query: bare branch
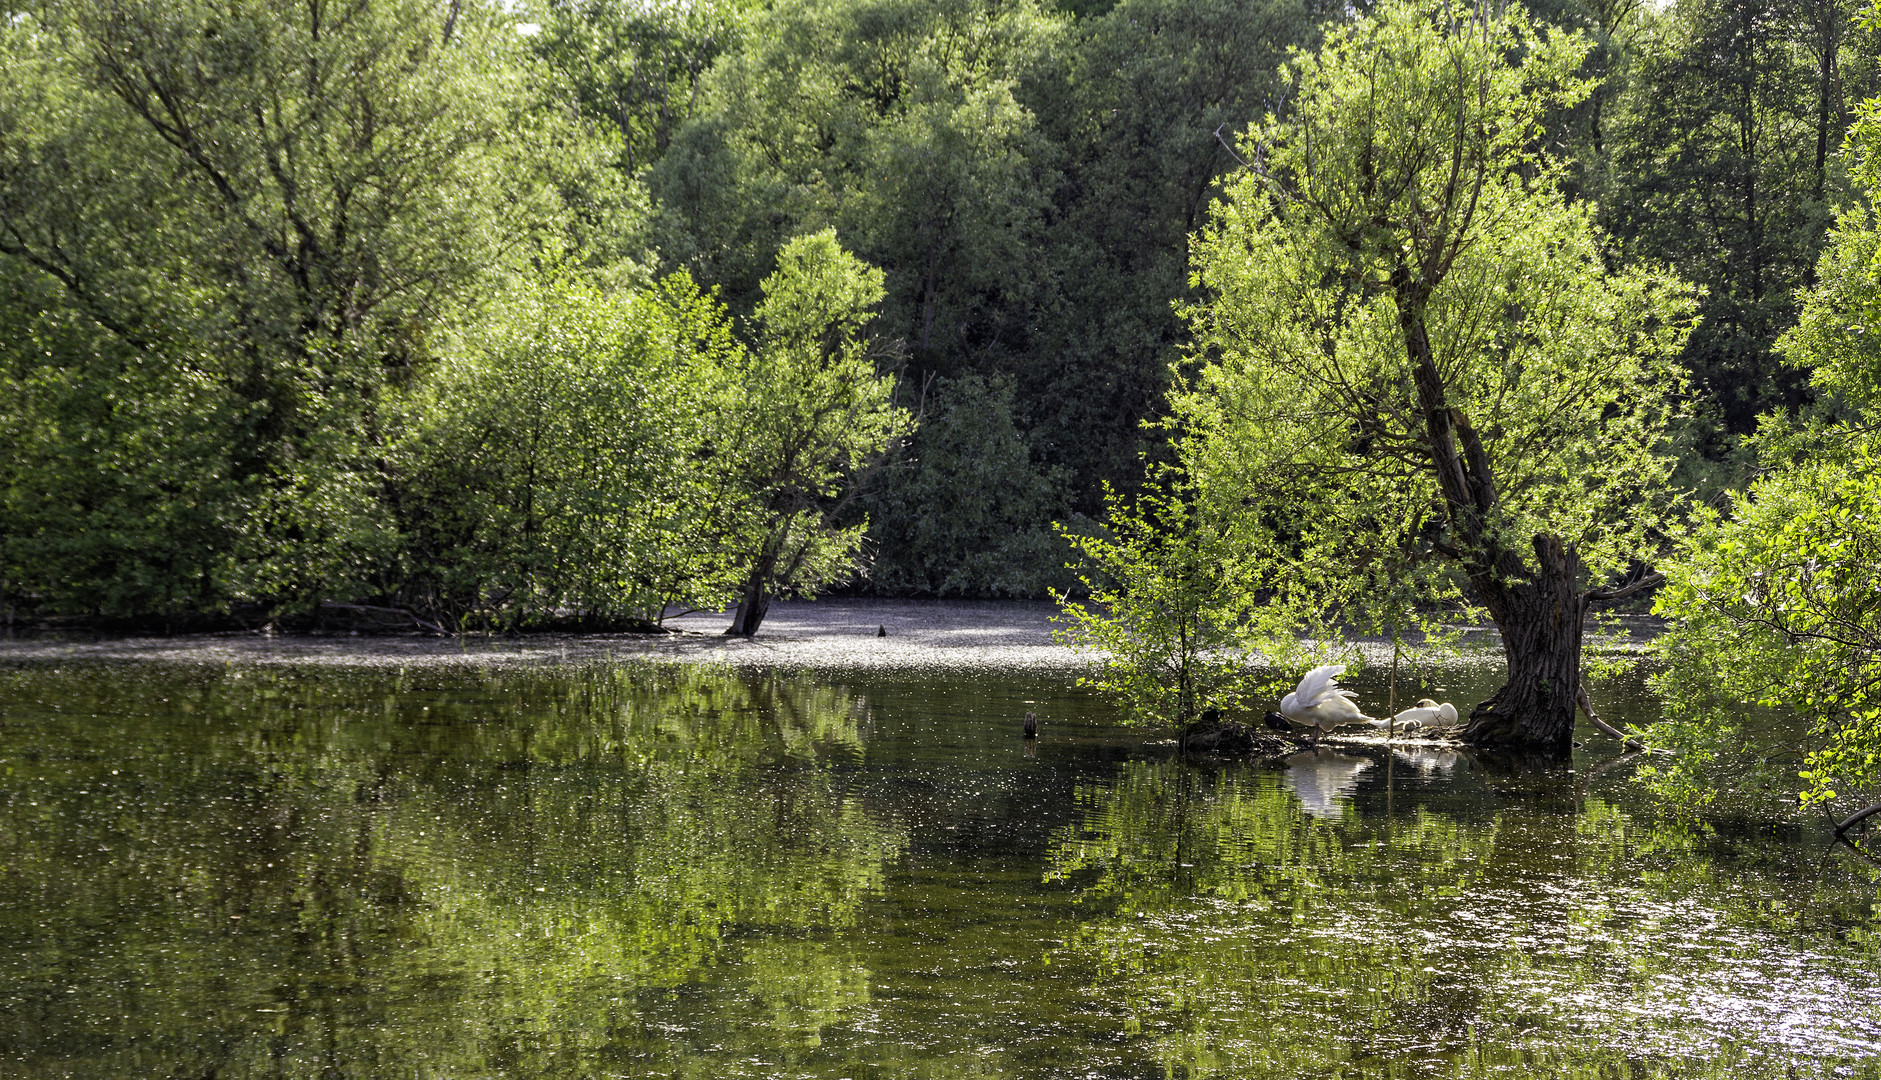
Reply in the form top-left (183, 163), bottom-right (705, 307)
top-left (1836, 800), bottom-right (1881, 838)
top-left (1586, 570), bottom-right (1664, 606)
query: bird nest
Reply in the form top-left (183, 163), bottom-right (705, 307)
top-left (1178, 718), bottom-right (1465, 758)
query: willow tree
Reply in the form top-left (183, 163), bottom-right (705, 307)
top-left (1176, 0), bottom-right (1696, 753)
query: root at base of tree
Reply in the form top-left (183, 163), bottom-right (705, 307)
top-left (1835, 801), bottom-right (1881, 839)
top-left (1577, 686), bottom-right (1657, 753)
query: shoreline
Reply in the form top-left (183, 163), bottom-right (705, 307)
top-left (0, 598), bottom-right (1664, 673)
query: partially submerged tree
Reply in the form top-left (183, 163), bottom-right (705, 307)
top-left (1176, 0), bottom-right (1697, 753)
top-left (720, 230), bottom-right (913, 636)
top-left (1053, 474), bottom-right (1277, 727)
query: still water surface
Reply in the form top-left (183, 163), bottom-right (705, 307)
top-left (1, 659), bottom-right (1877, 1078)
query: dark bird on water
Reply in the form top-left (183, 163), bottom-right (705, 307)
top-left (1263, 711), bottom-right (1293, 734)
top-left (1023, 711), bottom-right (1038, 738)
top-left (877, 625), bottom-right (887, 637)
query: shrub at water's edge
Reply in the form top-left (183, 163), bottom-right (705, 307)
top-left (1648, 100), bottom-right (1881, 823)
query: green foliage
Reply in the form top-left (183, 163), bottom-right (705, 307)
top-left (0, 262), bottom-right (244, 618)
top-left (389, 271), bottom-right (743, 629)
top-left (648, 0), bottom-right (1064, 322)
top-left (385, 232), bottom-right (913, 635)
top-left (1173, 0), bottom-right (1694, 649)
top-left (0, 0), bottom-right (561, 617)
top-left (1599, 0), bottom-right (1880, 452)
top-left (1022, 0), bottom-right (1333, 508)
top-left (1053, 476), bottom-right (1293, 726)
top-left (646, 0), bottom-right (1089, 595)
top-left (1649, 100), bottom-right (1881, 814)
top-left (862, 373), bottom-right (1077, 596)
top-left (720, 230), bottom-right (915, 634)
top-left (1650, 453), bottom-right (1881, 811)
top-left (6, 0), bottom-right (1879, 623)
top-left (522, 0), bottom-right (753, 178)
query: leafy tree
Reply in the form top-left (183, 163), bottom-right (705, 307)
top-left (1601, 0), bottom-right (1880, 456)
top-left (648, 0), bottom-right (1064, 328)
top-left (1023, 0), bottom-right (1334, 510)
top-left (1649, 96), bottom-right (1881, 821)
top-left (645, 0), bottom-right (1081, 599)
top-left (1521, 0), bottom-right (1655, 205)
top-left (1053, 475), bottom-right (1280, 726)
top-left (0, 0), bottom-right (556, 617)
top-left (1175, 0), bottom-right (1697, 752)
top-left (388, 270), bottom-right (743, 629)
top-left (0, 257), bottom-right (247, 621)
top-left (521, 0), bottom-right (752, 179)
top-left (719, 230), bottom-right (914, 636)
top-left (860, 373), bottom-right (1076, 597)
top-left (1650, 450), bottom-right (1881, 817)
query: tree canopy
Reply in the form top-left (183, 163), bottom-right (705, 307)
top-left (0, 0), bottom-right (555, 616)
top-left (1169, 0), bottom-right (1695, 750)
top-left (1, 0), bottom-right (1877, 741)
top-left (718, 229), bottom-right (914, 636)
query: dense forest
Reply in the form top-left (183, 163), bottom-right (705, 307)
top-left (1, 0), bottom-right (1877, 638)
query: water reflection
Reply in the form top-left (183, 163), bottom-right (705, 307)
top-left (1045, 753), bottom-right (1881, 1078)
top-left (1, 662), bottom-right (1877, 1079)
top-left (0, 663), bottom-right (904, 1077)
top-left (1391, 746), bottom-right (1461, 777)
top-left (1281, 748), bottom-right (1372, 819)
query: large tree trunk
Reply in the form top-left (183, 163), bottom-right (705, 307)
top-left (1460, 534), bottom-right (1585, 756)
top-left (1401, 292), bottom-right (1585, 755)
top-left (726, 556), bottom-right (775, 637)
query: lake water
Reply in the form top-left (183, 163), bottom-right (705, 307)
top-left (1, 658), bottom-right (1877, 1078)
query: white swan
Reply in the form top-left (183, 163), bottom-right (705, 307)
top-left (1279, 664), bottom-right (1372, 742)
top-left (1386, 698), bottom-right (1458, 731)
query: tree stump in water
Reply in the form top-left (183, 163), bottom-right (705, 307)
top-left (1181, 717), bottom-right (1289, 757)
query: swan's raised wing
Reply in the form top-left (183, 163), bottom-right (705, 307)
top-left (1293, 664), bottom-right (1346, 709)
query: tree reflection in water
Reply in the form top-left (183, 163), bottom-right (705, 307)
top-left (1044, 755), bottom-right (1881, 1078)
top-left (3, 663), bottom-right (1878, 1078)
top-left (0, 663), bottom-right (905, 1078)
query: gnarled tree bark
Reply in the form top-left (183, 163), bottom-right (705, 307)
top-left (1399, 289), bottom-right (1656, 756)
top-left (1459, 534), bottom-right (1585, 753)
